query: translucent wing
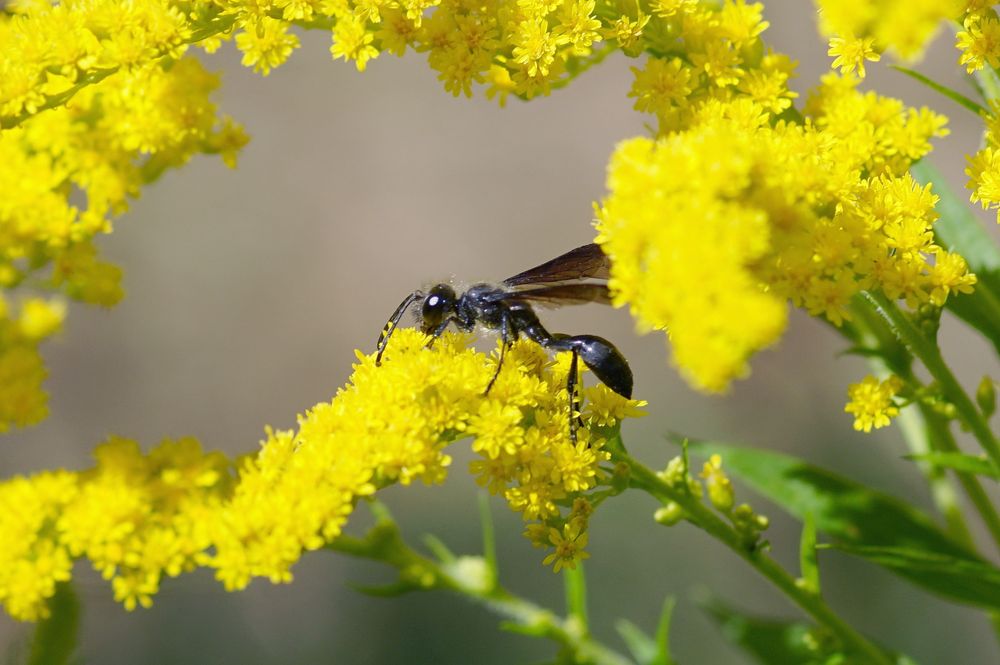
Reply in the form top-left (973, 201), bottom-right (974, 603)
top-left (494, 283), bottom-right (613, 308)
top-left (502, 243), bottom-right (611, 287)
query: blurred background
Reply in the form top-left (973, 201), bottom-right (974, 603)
top-left (3, 1), bottom-right (1000, 662)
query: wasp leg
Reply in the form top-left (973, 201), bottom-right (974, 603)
top-left (376, 290), bottom-right (424, 366)
top-left (424, 316), bottom-right (458, 349)
top-left (566, 348), bottom-right (581, 443)
top-left (484, 310), bottom-right (513, 396)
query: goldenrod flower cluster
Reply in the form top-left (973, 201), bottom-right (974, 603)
top-left (0, 330), bottom-right (643, 621)
top-left (966, 103), bottom-right (1000, 222)
top-left (844, 374), bottom-right (904, 432)
top-left (0, 436), bottom-right (232, 620)
top-left (596, 72), bottom-right (972, 393)
top-left (625, 1), bottom-right (797, 134)
top-left (952, 6), bottom-right (1000, 228)
top-left (0, 1), bottom-right (249, 432)
top-left (815, 0), bottom-right (965, 65)
top-left (0, 297), bottom-right (64, 432)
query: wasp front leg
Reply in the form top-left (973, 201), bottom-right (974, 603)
top-left (424, 317), bottom-right (458, 349)
top-left (484, 309), bottom-right (514, 396)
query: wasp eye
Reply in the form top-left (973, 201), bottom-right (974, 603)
top-left (421, 284), bottom-right (455, 332)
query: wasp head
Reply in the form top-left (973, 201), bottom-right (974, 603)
top-left (421, 284), bottom-right (457, 333)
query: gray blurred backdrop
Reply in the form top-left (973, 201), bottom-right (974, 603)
top-left (3, 1), bottom-right (1000, 663)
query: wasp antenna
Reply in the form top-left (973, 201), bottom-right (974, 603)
top-left (376, 290), bottom-right (424, 365)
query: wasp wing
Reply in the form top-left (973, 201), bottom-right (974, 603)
top-left (502, 243), bottom-right (610, 287)
top-left (493, 283), bottom-right (613, 308)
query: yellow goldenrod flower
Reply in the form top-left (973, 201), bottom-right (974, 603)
top-left (331, 14), bottom-right (380, 71)
top-left (597, 73), bottom-right (955, 393)
top-left (845, 374), bottom-right (905, 432)
top-left (815, 0), bottom-right (965, 61)
top-left (235, 18), bottom-right (301, 75)
top-left (542, 519), bottom-right (590, 572)
top-left (512, 18), bottom-right (567, 78)
top-left (0, 330), bottom-right (643, 619)
top-left (828, 35), bottom-right (881, 77)
top-left (17, 299), bottom-right (65, 341)
top-left (957, 14), bottom-right (1000, 73)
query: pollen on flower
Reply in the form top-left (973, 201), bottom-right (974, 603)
top-left (845, 374), bottom-right (905, 432)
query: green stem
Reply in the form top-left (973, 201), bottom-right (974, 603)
top-left (29, 583), bottom-right (79, 665)
top-left (478, 586), bottom-right (632, 665)
top-left (917, 403), bottom-right (1000, 555)
top-left (612, 447), bottom-right (894, 665)
top-left (896, 406), bottom-right (975, 548)
top-left (330, 520), bottom-right (633, 665)
top-left (861, 291), bottom-right (1000, 476)
top-left (844, 302), bottom-right (977, 548)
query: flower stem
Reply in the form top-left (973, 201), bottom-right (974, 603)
top-left (843, 300), bottom-right (990, 550)
top-left (611, 446), bottom-right (894, 665)
top-left (329, 512), bottom-right (633, 665)
top-left (29, 583), bottom-right (79, 665)
top-left (861, 291), bottom-right (1000, 476)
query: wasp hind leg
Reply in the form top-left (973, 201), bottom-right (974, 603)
top-left (565, 348), bottom-right (584, 444)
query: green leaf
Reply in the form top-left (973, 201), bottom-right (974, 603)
top-left (702, 597), bottom-right (844, 665)
top-left (687, 440), bottom-right (973, 557)
top-left (904, 451), bottom-right (998, 480)
top-left (616, 597), bottom-right (677, 665)
top-left (823, 543), bottom-right (1000, 611)
top-left (29, 583), bottom-right (79, 665)
top-left (891, 66), bottom-right (988, 115)
top-left (911, 161), bottom-right (1000, 355)
top-left (423, 534), bottom-right (456, 564)
top-left (687, 440), bottom-right (1000, 607)
top-left (655, 596), bottom-right (677, 665)
top-left (799, 513), bottom-right (820, 594)
top-left (616, 620), bottom-right (659, 665)
top-left (889, 65), bottom-right (989, 116)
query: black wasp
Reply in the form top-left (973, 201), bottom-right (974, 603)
top-left (375, 243), bottom-right (633, 442)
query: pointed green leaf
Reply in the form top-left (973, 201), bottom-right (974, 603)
top-left (702, 597), bottom-right (845, 665)
top-left (616, 620), bottom-right (660, 665)
top-left (891, 66), bottom-right (987, 115)
top-left (687, 440), bottom-right (973, 557)
top-left (911, 161), bottom-right (1000, 355)
top-left (687, 440), bottom-right (1000, 606)
top-left (823, 544), bottom-right (1000, 611)
top-left (616, 598), bottom-right (678, 665)
top-left (29, 583), bottom-right (79, 665)
top-left (654, 596), bottom-right (677, 665)
top-left (423, 534), bottom-right (457, 564)
top-left (904, 452), bottom-right (998, 480)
